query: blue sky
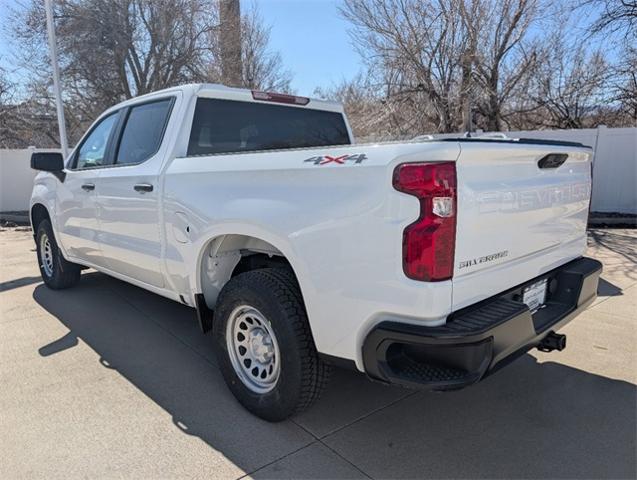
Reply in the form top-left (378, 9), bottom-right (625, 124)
top-left (0, 0), bottom-right (363, 96)
top-left (253, 0), bottom-right (362, 95)
top-left (1, 0), bottom-right (615, 97)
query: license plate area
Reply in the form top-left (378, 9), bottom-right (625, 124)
top-left (522, 279), bottom-right (547, 313)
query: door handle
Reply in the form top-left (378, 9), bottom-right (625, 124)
top-left (134, 183), bottom-right (154, 193)
top-left (81, 183), bottom-right (95, 191)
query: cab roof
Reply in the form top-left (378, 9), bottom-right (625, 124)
top-left (109, 83), bottom-right (344, 114)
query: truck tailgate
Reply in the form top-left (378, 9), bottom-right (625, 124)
top-left (452, 141), bottom-right (592, 310)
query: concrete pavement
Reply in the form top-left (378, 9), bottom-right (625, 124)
top-left (1, 228), bottom-right (635, 479)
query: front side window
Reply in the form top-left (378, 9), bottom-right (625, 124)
top-left (187, 98), bottom-right (351, 156)
top-left (74, 112), bottom-right (119, 169)
top-left (116, 99), bottom-right (173, 165)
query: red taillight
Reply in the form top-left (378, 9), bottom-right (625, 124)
top-left (251, 90), bottom-right (310, 105)
top-left (393, 162), bottom-right (457, 282)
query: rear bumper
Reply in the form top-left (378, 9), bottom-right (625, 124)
top-left (362, 257), bottom-right (602, 390)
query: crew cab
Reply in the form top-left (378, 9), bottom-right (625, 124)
top-left (30, 83), bottom-right (601, 421)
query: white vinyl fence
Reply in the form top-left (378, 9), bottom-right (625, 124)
top-left (486, 126), bottom-right (637, 215)
top-left (0, 148), bottom-right (61, 213)
top-left (1, 126), bottom-right (636, 214)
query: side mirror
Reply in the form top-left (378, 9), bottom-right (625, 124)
top-left (31, 152), bottom-right (65, 172)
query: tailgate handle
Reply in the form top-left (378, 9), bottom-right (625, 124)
top-left (538, 153), bottom-right (568, 169)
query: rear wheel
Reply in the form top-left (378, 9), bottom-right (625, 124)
top-left (35, 219), bottom-right (81, 289)
top-left (213, 268), bottom-right (330, 421)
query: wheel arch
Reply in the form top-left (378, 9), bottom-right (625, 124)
top-left (195, 232), bottom-right (305, 311)
top-left (30, 203), bottom-right (51, 232)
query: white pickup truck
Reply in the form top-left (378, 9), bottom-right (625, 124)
top-left (30, 83), bottom-right (601, 421)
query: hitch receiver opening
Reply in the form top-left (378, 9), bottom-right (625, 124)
top-left (537, 331), bottom-right (566, 352)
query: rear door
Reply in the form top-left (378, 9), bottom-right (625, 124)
top-left (96, 96), bottom-right (177, 287)
top-left (452, 141), bottom-right (593, 310)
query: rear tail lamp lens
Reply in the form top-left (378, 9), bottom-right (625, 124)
top-left (392, 162), bottom-right (457, 281)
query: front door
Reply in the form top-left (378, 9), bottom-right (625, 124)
top-left (96, 96), bottom-right (176, 288)
top-left (56, 110), bottom-right (121, 267)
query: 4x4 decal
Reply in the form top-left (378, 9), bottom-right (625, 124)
top-left (304, 153), bottom-right (368, 165)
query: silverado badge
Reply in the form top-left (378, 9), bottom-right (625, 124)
top-left (459, 250), bottom-right (509, 269)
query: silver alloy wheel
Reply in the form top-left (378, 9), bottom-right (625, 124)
top-left (40, 233), bottom-right (54, 278)
top-left (226, 305), bottom-right (281, 393)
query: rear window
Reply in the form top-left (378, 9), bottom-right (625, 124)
top-left (187, 98), bottom-right (350, 156)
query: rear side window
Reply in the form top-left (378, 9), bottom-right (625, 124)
top-left (116, 99), bottom-right (173, 165)
top-left (187, 98), bottom-right (350, 156)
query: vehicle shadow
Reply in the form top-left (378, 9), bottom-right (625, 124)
top-left (33, 272), bottom-right (636, 479)
top-left (0, 276), bottom-right (42, 292)
top-left (597, 277), bottom-right (623, 297)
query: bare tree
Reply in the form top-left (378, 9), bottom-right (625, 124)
top-left (527, 31), bottom-right (612, 128)
top-left (577, 0), bottom-right (637, 124)
top-left (339, 0), bottom-right (545, 134)
top-left (315, 73), bottom-right (400, 141)
top-left (583, 0), bottom-right (637, 37)
top-left (466, 0), bottom-right (540, 131)
top-left (340, 0), bottom-right (470, 134)
top-left (0, 66), bottom-right (23, 148)
top-left (11, 0), bottom-right (219, 125)
top-left (240, 7), bottom-right (292, 92)
top-left (0, 66), bottom-right (62, 148)
top-left (205, 5), bottom-right (293, 92)
top-left (8, 0), bottom-right (292, 146)
top-left (612, 45), bottom-right (637, 121)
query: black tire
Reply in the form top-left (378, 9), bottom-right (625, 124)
top-left (213, 268), bottom-right (330, 421)
top-left (35, 219), bottom-right (81, 289)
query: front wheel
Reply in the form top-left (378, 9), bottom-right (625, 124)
top-left (213, 268), bottom-right (330, 421)
top-left (35, 219), bottom-right (81, 289)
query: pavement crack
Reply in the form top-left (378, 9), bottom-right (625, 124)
top-left (288, 391), bottom-right (422, 480)
top-left (291, 419), bottom-right (374, 480)
top-left (235, 440), bottom-right (319, 480)
top-left (317, 390), bottom-right (419, 441)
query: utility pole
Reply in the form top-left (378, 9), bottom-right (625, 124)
top-left (462, 54), bottom-right (474, 135)
top-left (219, 0), bottom-right (242, 87)
top-left (44, 0), bottom-right (68, 158)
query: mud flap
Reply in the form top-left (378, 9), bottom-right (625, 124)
top-left (195, 293), bottom-right (214, 333)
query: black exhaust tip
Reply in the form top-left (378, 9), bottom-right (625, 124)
top-left (537, 331), bottom-right (567, 352)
